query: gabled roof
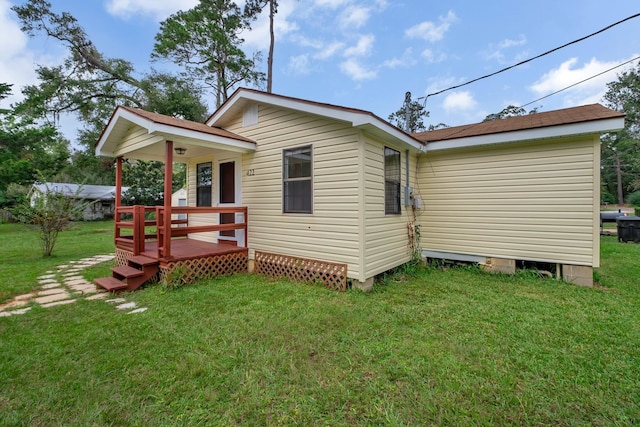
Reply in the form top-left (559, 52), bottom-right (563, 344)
top-left (413, 104), bottom-right (625, 151)
top-left (96, 106), bottom-right (256, 159)
top-left (31, 183), bottom-right (129, 200)
top-left (121, 107), bottom-right (254, 143)
top-left (207, 88), bottom-right (426, 152)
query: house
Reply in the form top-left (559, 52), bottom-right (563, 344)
top-left (93, 88), bottom-right (624, 291)
top-left (30, 182), bottom-right (129, 221)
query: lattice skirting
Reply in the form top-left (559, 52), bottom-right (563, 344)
top-left (160, 252), bottom-right (248, 285)
top-left (115, 248), bottom-right (133, 267)
top-left (254, 251), bottom-right (347, 291)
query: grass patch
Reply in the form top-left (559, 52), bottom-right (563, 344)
top-left (0, 221), bottom-right (114, 302)
top-left (1, 229), bottom-right (639, 425)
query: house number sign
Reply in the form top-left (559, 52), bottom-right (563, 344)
top-left (247, 169), bottom-right (255, 176)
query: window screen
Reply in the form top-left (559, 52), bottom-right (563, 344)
top-left (384, 147), bottom-right (401, 215)
top-left (196, 162), bottom-right (212, 207)
top-left (283, 146), bottom-right (312, 213)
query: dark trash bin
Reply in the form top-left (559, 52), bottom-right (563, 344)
top-left (616, 216), bottom-right (640, 243)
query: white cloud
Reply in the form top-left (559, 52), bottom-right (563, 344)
top-left (0, 0), bottom-right (41, 107)
top-left (485, 35), bottom-right (527, 64)
top-left (338, 5), bottom-right (370, 30)
top-left (405, 10), bottom-right (457, 42)
top-left (287, 54), bottom-right (311, 75)
top-left (105, 0), bottom-right (198, 21)
top-left (421, 48), bottom-right (447, 64)
top-left (343, 34), bottom-right (375, 57)
top-left (530, 56), bottom-right (639, 106)
top-left (241, 0), bottom-right (299, 50)
top-left (382, 48), bottom-right (416, 69)
top-left (314, 40), bottom-right (346, 60)
top-left (339, 58), bottom-right (377, 80)
top-left (313, 0), bottom-right (350, 9)
top-left (442, 91), bottom-right (477, 112)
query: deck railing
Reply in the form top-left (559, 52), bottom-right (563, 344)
top-left (115, 205), bottom-right (248, 259)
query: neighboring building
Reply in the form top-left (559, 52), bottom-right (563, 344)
top-left (30, 182), bottom-right (129, 221)
top-left (94, 88), bottom-right (624, 291)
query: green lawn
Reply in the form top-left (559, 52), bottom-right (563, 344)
top-left (0, 221), bottom-right (114, 303)
top-left (0, 225), bottom-right (639, 425)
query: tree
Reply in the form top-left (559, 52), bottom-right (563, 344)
top-left (12, 0), bottom-right (207, 188)
top-left (14, 182), bottom-right (88, 256)
top-left (602, 61), bottom-right (640, 204)
top-left (244, 0), bottom-right (278, 93)
top-left (483, 105), bottom-right (539, 122)
top-left (388, 92), bottom-right (430, 133)
top-left (122, 161), bottom-right (186, 206)
top-left (12, 0), bottom-right (207, 140)
top-left (153, 0), bottom-right (265, 107)
top-left (0, 83), bottom-right (71, 206)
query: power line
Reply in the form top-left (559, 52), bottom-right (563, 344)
top-left (519, 55), bottom-right (640, 109)
top-left (423, 12), bottom-right (640, 103)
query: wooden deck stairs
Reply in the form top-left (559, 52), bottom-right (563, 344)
top-left (94, 255), bottom-right (159, 292)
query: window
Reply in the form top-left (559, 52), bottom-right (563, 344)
top-left (283, 146), bottom-right (312, 213)
top-left (196, 162), bottom-right (212, 207)
top-left (384, 147), bottom-right (401, 215)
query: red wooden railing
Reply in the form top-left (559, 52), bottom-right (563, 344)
top-left (114, 205), bottom-right (248, 259)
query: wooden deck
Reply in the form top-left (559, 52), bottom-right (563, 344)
top-left (141, 238), bottom-right (247, 262)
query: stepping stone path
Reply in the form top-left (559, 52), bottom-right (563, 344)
top-left (0, 254), bottom-right (148, 317)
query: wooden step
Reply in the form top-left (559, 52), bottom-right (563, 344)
top-left (127, 255), bottom-right (159, 267)
top-left (111, 265), bottom-right (144, 279)
top-left (94, 276), bottom-right (128, 292)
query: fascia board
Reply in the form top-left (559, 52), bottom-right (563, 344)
top-left (148, 122), bottom-right (256, 152)
top-left (210, 89), bottom-right (425, 152)
top-left (425, 117), bottom-right (625, 152)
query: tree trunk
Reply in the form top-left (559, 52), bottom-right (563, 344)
top-left (615, 150), bottom-right (624, 204)
top-left (267, 0), bottom-right (275, 93)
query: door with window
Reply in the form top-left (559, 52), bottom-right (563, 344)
top-left (216, 156), bottom-right (244, 246)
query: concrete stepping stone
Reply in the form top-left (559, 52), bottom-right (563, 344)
top-left (0, 299), bottom-right (29, 310)
top-left (41, 299), bottom-right (76, 308)
top-left (38, 278), bottom-right (58, 285)
top-left (116, 302), bottom-right (136, 310)
top-left (37, 288), bottom-right (66, 296)
top-left (8, 307), bottom-right (32, 315)
top-left (15, 293), bottom-right (33, 301)
top-left (41, 282), bottom-right (62, 290)
top-left (65, 278), bottom-right (89, 286)
top-left (34, 292), bottom-right (71, 305)
top-left (70, 284), bottom-right (97, 294)
top-left (38, 274), bottom-right (56, 280)
top-left (127, 308), bottom-right (148, 314)
top-left (105, 298), bottom-right (127, 304)
top-left (86, 293), bottom-right (108, 301)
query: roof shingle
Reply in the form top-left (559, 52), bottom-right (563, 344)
top-left (412, 104), bottom-right (624, 143)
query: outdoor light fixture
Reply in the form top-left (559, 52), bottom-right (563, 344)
top-left (174, 147), bottom-right (187, 155)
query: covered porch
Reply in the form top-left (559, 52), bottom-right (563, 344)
top-left (94, 106), bottom-right (256, 291)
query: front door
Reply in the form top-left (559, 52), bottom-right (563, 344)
top-left (216, 156), bottom-right (244, 246)
top-left (219, 161), bottom-right (235, 238)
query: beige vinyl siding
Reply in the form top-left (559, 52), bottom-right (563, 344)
top-left (363, 136), bottom-right (418, 277)
top-left (115, 125), bottom-right (163, 155)
top-left (417, 136), bottom-right (600, 266)
top-left (226, 105), bottom-right (363, 279)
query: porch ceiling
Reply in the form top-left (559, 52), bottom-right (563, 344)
top-left (96, 106), bottom-right (256, 161)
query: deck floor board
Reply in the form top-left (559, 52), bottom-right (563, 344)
top-left (141, 239), bottom-right (246, 262)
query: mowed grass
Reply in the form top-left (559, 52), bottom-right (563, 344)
top-left (0, 221), bottom-right (114, 302)
top-left (0, 225), bottom-right (639, 425)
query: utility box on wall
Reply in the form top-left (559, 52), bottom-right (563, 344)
top-left (404, 186), bottom-right (413, 206)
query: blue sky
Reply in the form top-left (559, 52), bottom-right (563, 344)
top-left (1, 0), bottom-right (639, 142)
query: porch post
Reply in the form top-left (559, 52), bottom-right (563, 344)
top-left (163, 140), bottom-right (174, 259)
top-left (115, 157), bottom-right (123, 209)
